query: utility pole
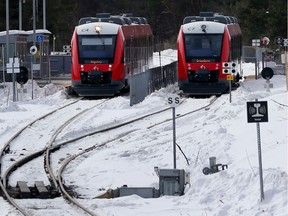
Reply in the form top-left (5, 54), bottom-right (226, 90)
top-left (32, 0), bottom-right (36, 99)
top-left (19, 0), bottom-right (22, 30)
top-left (6, 0), bottom-right (9, 65)
top-left (43, 0), bottom-right (46, 29)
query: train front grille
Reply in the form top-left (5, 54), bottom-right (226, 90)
top-left (81, 71), bottom-right (112, 84)
top-left (187, 69), bottom-right (219, 83)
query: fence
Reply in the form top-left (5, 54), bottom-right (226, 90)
top-left (130, 61), bottom-right (177, 106)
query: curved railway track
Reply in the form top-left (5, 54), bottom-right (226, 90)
top-left (55, 96), bottom-right (218, 208)
top-left (0, 95), bottom-right (218, 216)
top-left (0, 98), bottom-right (106, 216)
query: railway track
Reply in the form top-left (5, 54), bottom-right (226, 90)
top-left (0, 98), bottom-right (106, 216)
top-left (55, 96), bottom-right (218, 205)
top-left (0, 95), bottom-right (218, 215)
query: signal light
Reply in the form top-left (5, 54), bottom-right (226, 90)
top-left (223, 69), bottom-right (229, 74)
top-left (16, 66), bottom-right (29, 84)
top-left (231, 62), bottom-right (237, 73)
top-left (222, 61), bottom-right (237, 74)
top-left (261, 37), bottom-right (270, 46)
top-left (222, 62), bottom-right (229, 68)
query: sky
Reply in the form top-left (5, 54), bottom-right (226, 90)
top-left (0, 49), bottom-right (287, 216)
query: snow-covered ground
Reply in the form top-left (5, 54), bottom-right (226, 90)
top-left (0, 50), bottom-right (287, 216)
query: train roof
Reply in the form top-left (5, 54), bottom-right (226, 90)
top-left (183, 12), bottom-right (239, 25)
top-left (76, 22), bottom-right (120, 35)
top-left (182, 21), bottom-right (226, 34)
top-left (78, 13), bottom-right (148, 26)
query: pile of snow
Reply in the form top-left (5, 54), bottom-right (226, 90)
top-left (0, 50), bottom-right (287, 216)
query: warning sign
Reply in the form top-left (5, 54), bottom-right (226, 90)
top-left (247, 101), bottom-right (268, 123)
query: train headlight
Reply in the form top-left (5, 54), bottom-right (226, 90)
top-left (108, 64), bottom-right (112, 71)
top-left (80, 65), bottom-right (84, 71)
top-left (95, 26), bottom-right (102, 33)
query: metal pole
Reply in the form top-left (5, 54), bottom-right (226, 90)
top-left (172, 107), bottom-right (176, 169)
top-left (285, 47), bottom-right (288, 91)
top-left (255, 57), bottom-right (258, 80)
top-left (40, 41), bottom-right (42, 78)
top-left (53, 35), bottom-right (56, 52)
top-left (256, 121), bottom-right (265, 202)
top-left (2, 45), bottom-right (5, 84)
top-left (255, 99), bottom-right (265, 202)
top-left (33, 0), bottom-right (36, 47)
top-left (286, 3), bottom-right (288, 91)
top-left (19, 0), bottom-right (22, 30)
top-left (43, 0), bottom-right (46, 29)
top-left (6, 0), bottom-right (9, 65)
top-left (12, 57), bottom-right (16, 102)
top-left (159, 51), bottom-right (162, 66)
top-left (48, 57), bottom-right (51, 83)
top-left (31, 55), bottom-right (33, 99)
top-left (32, 0), bottom-right (36, 99)
top-left (229, 80), bottom-right (232, 103)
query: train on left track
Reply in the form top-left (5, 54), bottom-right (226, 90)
top-left (71, 13), bottom-right (153, 96)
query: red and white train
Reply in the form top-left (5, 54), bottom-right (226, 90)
top-left (177, 12), bottom-right (242, 95)
top-left (71, 13), bottom-right (153, 96)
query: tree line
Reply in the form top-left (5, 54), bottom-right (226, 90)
top-left (0, 0), bottom-right (286, 50)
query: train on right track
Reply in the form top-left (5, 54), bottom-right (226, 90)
top-left (177, 12), bottom-right (242, 95)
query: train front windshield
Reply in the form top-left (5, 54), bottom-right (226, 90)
top-left (184, 34), bottom-right (223, 62)
top-left (78, 35), bottom-right (116, 64)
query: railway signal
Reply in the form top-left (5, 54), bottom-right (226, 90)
top-left (6, 57), bottom-right (20, 74)
top-left (222, 61), bottom-right (237, 103)
top-left (30, 45), bottom-right (37, 55)
top-left (30, 45), bottom-right (38, 99)
top-left (16, 66), bottom-right (29, 85)
top-left (274, 37), bottom-right (288, 47)
top-left (261, 37), bottom-right (270, 46)
top-left (6, 57), bottom-right (20, 102)
top-left (167, 94), bottom-right (180, 169)
top-left (275, 37), bottom-right (283, 46)
top-left (63, 45), bottom-right (71, 54)
top-left (261, 67), bottom-right (274, 92)
top-left (247, 99), bottom-right (268, 202)
top-left (252, 39), bottom-right (261, 47)
top-left (222, 62), bottom-right (237, 74)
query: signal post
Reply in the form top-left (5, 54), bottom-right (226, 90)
top-left (167, 94), bottom-right (180, 169)
top-left (222, 61), bottom-right (237, 103)
top-left (246, 99), bottom-right (269, 202)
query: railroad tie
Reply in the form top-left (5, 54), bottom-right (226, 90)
top-left (16, 181), bottom-right (31, 198)
top-left (35, 181), bottom-right (49, 199)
